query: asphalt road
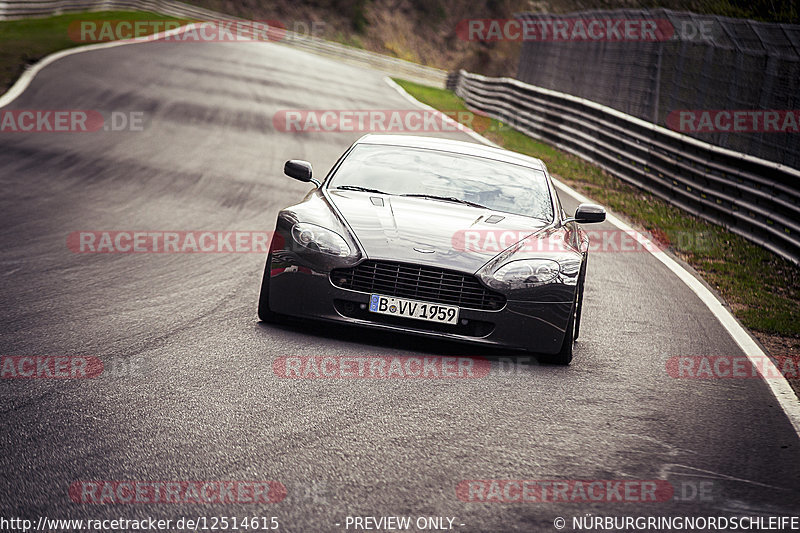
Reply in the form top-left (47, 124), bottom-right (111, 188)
top-left (0, 38), bottom-right (798, 532)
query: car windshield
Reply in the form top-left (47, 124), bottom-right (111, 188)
top-left (328, 144), bottom-right (554, 221)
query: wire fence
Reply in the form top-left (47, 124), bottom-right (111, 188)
top-left (450, 69), bottom-right (800, 264)
top-left (515, 8), bottom-right (800, 169)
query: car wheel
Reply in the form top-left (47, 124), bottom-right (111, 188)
top-left (574, 258), bottom-right (587, 340)
top-left (539, 296), bottom-right (576, 365)
top-left (258, 253), bottom-right (285, 323)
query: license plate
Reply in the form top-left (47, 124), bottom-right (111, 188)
top-left (369, 294), bottom-right (459, 325)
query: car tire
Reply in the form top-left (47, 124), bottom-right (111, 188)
top-left (257, 253), bottom-right (285, 323)
top-left (574, 258), bottom-right (587, 340)
top-left (539, 297), bottom-right (576, 365)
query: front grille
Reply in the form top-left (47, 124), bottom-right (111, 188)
top-left (330, 260), bottom-right (506, 311)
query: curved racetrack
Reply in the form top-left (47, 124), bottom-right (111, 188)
top-left (1, 38), bottom-right (798, 530)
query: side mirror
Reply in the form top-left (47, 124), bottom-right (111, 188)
top-left (284, 160), bottom-right (319, 186)
top-left (568, 203), bottom-right (606, 224)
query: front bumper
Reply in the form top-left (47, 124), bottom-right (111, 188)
top-left (267, 250), bottom-right (575, 355)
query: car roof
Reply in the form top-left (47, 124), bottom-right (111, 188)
top-left (354, 134), bottom-right (547, 172)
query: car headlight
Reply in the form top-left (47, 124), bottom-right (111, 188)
top-left (291, 222), bottom-right (351, 257)
top-left (492, 259), bottom-right (560, 288)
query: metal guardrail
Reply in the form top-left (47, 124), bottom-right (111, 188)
top-left (0, 0), bottom-right (447, 87)
top-left (452, 70), bottom-right (800, 265)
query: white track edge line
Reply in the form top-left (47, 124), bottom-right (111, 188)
top-left (385, 75), bottom-right (800, 438)
top-left (0, 23), bottom-right (204, 109)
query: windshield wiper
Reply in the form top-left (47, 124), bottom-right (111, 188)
top-left (333, 185), bottom-right (390, 194)
top-left (401, 194), bottom-right (489, 210)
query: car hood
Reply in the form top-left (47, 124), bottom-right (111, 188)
top-left (328, 190), bottom-right (550, 272)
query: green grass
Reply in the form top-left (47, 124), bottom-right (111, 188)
top-left (330, 31), bottom-right (364, 49)
top-left (0, 11), bottom-right (188, 93)
top-left (394, 78), bottom-right (800, 337)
